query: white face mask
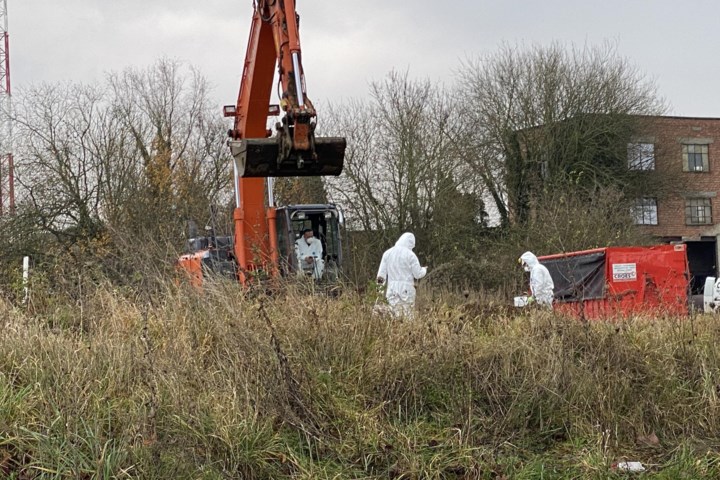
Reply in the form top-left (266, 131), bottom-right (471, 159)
top-left (523, 264), bottom-right (531, 272)
top-left (305, 236), bottom-right (314, 245)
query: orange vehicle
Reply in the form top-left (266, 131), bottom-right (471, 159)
top-left (178, 0), bottom-right (346, 285)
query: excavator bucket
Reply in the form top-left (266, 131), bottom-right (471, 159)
top-left (230, 137), bottom-right (346, 178)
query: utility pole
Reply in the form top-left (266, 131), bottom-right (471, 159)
top-left (0, 0), bottom-right (14, 215)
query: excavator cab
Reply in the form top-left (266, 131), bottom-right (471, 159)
top-left (275, 204), bottom-right (343, 281)
top-left (178, 205), bottom-right (343, 287)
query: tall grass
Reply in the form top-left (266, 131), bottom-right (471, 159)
top-left (1, 279), bottom-right (720, 478)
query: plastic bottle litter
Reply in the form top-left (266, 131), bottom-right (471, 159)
top-left (614, 461), bottom-right (645, 472)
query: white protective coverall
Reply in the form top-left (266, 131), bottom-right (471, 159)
top-left (295, 235), bottom-right (325, 280)
top-left (376, 232), bottom-right (427, 318)
top-left (520, 251), bottom-right (554, 307)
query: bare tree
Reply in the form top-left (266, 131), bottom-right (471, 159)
top-left (273, 176), bottom-right (328, 206)
top-left (14, 83), bottom-right (112, 242)
top-left (323, 70), bottom-right (488, 281)
top-left (456, 42), bottom-right (668, 228)
top-left (8, 60), bottom-right (233, 289)
top-left (324, 96), bottom-right (390, 233)
top-left (326, 71), bottom-right (482, 230)
top-left (107, 58), bottom-right (232, 237)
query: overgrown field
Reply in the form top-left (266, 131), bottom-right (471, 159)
top-left (2, 281), bottom-right (720, 479)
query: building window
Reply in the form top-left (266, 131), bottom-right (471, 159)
top-left (627, 143), bottom-right (655, 170)
top-left (685, 198), bottom-right (712, 225)
top-left (631, 197), bottom-right (658, 225)
top-left (682, 144), bottom-right (709, 172)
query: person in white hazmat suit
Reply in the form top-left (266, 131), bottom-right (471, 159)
top-left (295, 229), bottom-right (325, 280)
top-left (519, 251), bottom-right (554, 308)
top-left (376, 232), bottom-right (428, 318)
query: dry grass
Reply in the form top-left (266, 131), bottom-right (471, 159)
top-left (1, 279), bottom-right (720, 478)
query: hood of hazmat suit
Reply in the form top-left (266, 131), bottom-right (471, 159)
top-left (395, 232), bottom-right (416, 250)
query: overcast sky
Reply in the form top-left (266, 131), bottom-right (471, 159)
top-left (8, 0), bottom-right (720, 118)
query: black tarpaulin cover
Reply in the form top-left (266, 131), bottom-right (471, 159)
top-left (542, 251), bottom-right (607, 302)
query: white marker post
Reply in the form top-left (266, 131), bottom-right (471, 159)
top-left (22, 255), bottom-right (29, 305)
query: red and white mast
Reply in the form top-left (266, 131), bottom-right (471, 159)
top-left (0, 0), bottom-right (14, 214)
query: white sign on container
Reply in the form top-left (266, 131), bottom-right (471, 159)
top-left (612, 263), bottom-right (637, 282)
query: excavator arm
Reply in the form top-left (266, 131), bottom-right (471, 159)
top-left (225, 0), bottom-right (346, 177)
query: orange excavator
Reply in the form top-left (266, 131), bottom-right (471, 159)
top-left (178, 0), bottom-right (346, 286)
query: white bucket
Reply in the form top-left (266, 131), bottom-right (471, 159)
top-left (514, 295), bottom-right (528, 307)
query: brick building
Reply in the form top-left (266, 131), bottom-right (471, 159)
top-left (630, 116), bottom-right (720, 292)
